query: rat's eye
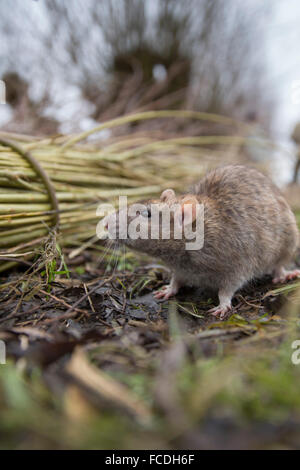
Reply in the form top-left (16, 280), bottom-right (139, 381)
top-left (141, 209), bottom-right (151, 218)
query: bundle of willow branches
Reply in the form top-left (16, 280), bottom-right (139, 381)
top-left (0, 110), bottom-right (268, 272)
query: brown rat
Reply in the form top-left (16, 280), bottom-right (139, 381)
top-left (104, 165), bottom-right (300, 318)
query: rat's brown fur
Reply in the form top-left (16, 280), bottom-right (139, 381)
top-left (107, 165), bottom-right (299, 317)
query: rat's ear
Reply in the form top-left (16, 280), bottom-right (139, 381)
top-left (160, 188), bottom-right (176, 202)
top-left (175, 196), bottom-right (198, 227)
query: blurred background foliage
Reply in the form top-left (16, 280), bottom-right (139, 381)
top-left (0, 0), bottom-right (275, 135)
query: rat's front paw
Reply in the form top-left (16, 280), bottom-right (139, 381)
top-left (154, 284), bottom-right (178, 301)
top-left (208, 303), bottom-right (232, 319)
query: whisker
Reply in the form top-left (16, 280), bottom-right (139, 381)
top-left (97, 240), bottom-right (114, 267)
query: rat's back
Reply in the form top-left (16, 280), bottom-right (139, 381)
top-left (194, 165), bottom-right (280, 204)
top-left (191, 165), bottom-right (299, 282)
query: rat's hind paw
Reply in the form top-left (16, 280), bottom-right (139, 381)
top-left (154, 284), bottom-right (178, 301)
top-left (208, 303), bottom-right (232, 319)
top-left (272, 268), bottom-right (300, 284)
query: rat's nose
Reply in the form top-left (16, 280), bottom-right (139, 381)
top-left (102, 215), bottom-right (109, 230)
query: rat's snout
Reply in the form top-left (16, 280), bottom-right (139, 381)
top-left (103, 212), bottom-right (117, 235)
top-left (102, 214), bottom-right (110, 230)
top-left (99, 213), bottom-right (117, 241)
top-left (102, 209), bottom-right (129, 240)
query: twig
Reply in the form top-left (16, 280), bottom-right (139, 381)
top-left (39, 289), bottom-right (89, 320)
top-left (83, 283), bottom-right (96, 313)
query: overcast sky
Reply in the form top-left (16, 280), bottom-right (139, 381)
top-left (259, 0), bottom-right (300, 182)
top-left (266, 0), bottom-right (300, 138)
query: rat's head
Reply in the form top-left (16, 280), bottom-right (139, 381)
top-left (102, 189), bottom-right (203, 259)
